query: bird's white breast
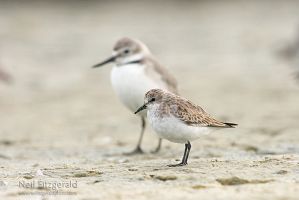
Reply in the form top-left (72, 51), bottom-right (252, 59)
top-left (111, 64), bottom-right (161, 114)
top-left (147, 105), bottom-right (210, 143)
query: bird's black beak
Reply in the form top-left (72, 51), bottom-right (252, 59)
top-left (92, 55), bottom-right (117, 68)
top-left (134, 103), bottom-right (148, 114)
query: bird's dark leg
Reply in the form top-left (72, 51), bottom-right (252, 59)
top-left (124, 117), bottom-right (145, 155)
top-left (151, 138), bottom-right (162, 153)
top-left (168, 141), bottom-right (191, 167)
top-left (182, 141), bottom-right (191, 165)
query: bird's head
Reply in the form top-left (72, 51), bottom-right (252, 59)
top-left (134, 89), bottom-right (165, 114)
top-left (92, 37), bottom-right (150, 68)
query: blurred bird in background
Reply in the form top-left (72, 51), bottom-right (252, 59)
top-left (0, 65), bottom-right (12, 84)
top-left (93, 37), bottom-right (178, 154)
top-left (278, 26), bottom-right (299, 81)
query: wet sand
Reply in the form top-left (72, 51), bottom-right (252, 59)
top-left (0, 1), bottom-right (299, 199)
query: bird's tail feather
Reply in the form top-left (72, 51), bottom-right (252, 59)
top-left (224, 122), bottom-right (238, 128)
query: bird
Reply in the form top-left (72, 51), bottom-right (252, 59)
top-left (0, 67), bottom-right (12, 84)
top-left (92, 37), bottom-right (178, 154)
top-left (277, 28), bottom-right (299, 81)
top-left (135, 89), bottom-right (237, 167)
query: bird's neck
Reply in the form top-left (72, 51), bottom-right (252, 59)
top-left (117, 53), bottom-right (144, 66)
top-left (122, 59), bottom-right (143, 65)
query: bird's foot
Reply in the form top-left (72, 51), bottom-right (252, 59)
top-left (167, 162), bottom-right (187, 167)
top-left (150, 147), bottom-right (161, 154)
top-left (123, 146), bottom-right (144, 155)
top-left (150, 139), bottom-right (162, 154)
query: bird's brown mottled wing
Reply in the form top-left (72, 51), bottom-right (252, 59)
top-left (169, 96), bottom-right (231, 127)
top-left (143, 56), bottom-right (178, 94)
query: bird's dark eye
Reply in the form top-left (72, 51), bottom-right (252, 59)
top-left (124, 49), bottom-right (130, 54)
top-left (151, 98), bottom-right (155, 102)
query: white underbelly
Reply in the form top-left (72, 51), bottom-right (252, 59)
top-left (111, 64), bottom-right (165, 114)
top-left (148, 109), bottom-right (210, 143)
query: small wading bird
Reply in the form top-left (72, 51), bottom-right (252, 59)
top-left (0, 67), bottom-right (12, 84)
top-left (93, 38), bottom-right (178, 154)
top-left (278, 29), bottom-right (299, 81)
top-left (135, 89), bottom-right (237, 167)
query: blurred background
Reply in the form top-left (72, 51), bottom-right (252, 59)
top-left (0, 0), bottom-right (299, 198)
top-left (1, 0), bottom-right (299, 157)
top-left (1, 0), bottom-right (298, 147)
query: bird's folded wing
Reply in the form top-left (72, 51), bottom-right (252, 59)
top-left (143, 56), bottom-right (178, 94)
top-left (170, 97), bottom-right (229, 127)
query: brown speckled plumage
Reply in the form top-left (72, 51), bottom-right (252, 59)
top-left (145, 89), bottom-right (237, 128)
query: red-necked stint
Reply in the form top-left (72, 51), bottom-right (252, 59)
top-left (135, 89), bottom-right (237, 167)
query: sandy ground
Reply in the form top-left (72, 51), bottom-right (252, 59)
top-left (0, 1), bottom-right (299, 199)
